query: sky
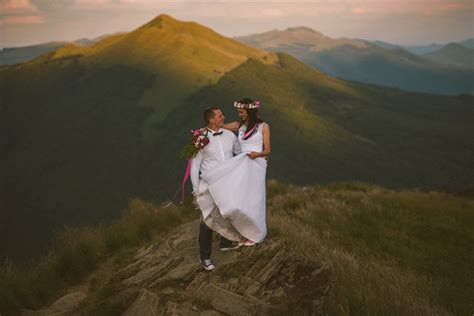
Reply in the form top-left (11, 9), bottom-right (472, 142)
top-left (0, 0), bottom-right (473, 48)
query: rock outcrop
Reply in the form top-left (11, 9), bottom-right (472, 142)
top-left (23, 220), bottom-right (330, 315)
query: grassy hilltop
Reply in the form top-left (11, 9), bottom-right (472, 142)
top-left (1, 181), bottom-right (473, 315)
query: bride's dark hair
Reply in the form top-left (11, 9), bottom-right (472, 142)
top-left (238, 98), bottom-right (263, 140)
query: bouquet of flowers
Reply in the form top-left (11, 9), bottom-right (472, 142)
top-left (180, 129), bottom-right (209, 159)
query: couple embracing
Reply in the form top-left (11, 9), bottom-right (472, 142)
top-left (190, 98), bottom-right (271, 270)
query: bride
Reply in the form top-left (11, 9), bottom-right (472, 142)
top-left (200, 98), bottom-right (271, 245)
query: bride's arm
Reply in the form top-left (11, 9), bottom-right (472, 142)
top-left (261, 123), bottom-right (271, 157)
top-left (222, 121), bottom-right (240, 132)
top-left (198, 121), bottom-right (239, 133)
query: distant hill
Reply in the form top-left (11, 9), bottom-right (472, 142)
top-left (237, 29), bottom-right (474, 95)
top-left (0, 42), bottom-right (69, 65)
top-left (424, 43), bottom-right (474, 67)
top-left (238, 27), bottom-right (370, 52)
top-left (372, 38), bottom-right (474, 54)
top-left (459, 38), bottom-right (474, 49)
top-left (0, 33), bottom-right (126, 65)
top-left (1, 14), bottom-right (473, 263)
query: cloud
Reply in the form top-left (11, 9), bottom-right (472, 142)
top-left (0, 0), bottom-right (38, 13)
top-left (352, 7), bottom-right (370, 14)
top-left (2, 0), bottom-right (472, 45)
top-left (12, 0), bottom-right (468, 18)
top-left (30, 0), bottom-right (76, 12)
top-left (1, 15), bottom-right (44, 24)
top-left (345, 0), bottom-right (470, 16)
top-left (0, 0), bottom-right (44, 25)
top-left (258, 9), bottom-right (287, 18)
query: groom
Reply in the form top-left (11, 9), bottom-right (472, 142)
top-left (190, 107), bottom-right (241, 271)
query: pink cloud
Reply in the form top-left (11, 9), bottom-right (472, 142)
top-left (346, 0), bottom-right (469, 15)
top-left (0, 0), bottom-right (38, 13)
top-left (74, 0), bottom-right (113, 8)
top-left (1, 15), bottom-right (44, 24)
top-left (0, 0), bottom-right (43, 25)
top-left (441, 3), bottom-right (465, 11)
top-left (73, 0), bottom-right (157, 8)
top-left (352, 7), bottom-right (370, 14)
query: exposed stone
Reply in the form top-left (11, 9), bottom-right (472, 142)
top-left (28, 220), bottom-right (330, 315)
top-left (122, 289), bottom-right (160, 316)
top-left (197, 284), bottom-right (256, 316)
top-left (21, 292), bottom-right (87, 316)
top-left (199, 310), bottom-right (224, 316)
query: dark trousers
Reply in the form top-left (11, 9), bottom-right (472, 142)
top-left (199, 220), bottom-right (232, 260)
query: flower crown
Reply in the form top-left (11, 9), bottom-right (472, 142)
top-left (233, 100), bottom-right (260, 109)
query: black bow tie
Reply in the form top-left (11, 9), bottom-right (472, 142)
top-left (212, 131), bottom-right (223, 136)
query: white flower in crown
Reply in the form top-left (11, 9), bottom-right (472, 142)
top-left (233, 100), bottom-right (260, 109)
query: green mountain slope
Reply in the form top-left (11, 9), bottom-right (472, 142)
top-left (237, 28), bottom-right (474, 95)
top-left (163, 54), bottom-right (474, 186)
top-left (1, 15), bottom-right (473, 263)
top-left (0, 14), bottom-right (274, 261)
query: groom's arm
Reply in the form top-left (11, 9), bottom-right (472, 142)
top-left (190, 150), bottom-right (203, 195)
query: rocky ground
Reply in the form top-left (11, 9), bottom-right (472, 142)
top-left (21, 220), bottom-right (330, 315)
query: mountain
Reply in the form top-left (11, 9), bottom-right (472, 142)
top-left (238, 27), bottom-right (370, 53)
top-left (0, 14), bottom-right (275, 261)
top-left (0, 33), bottom-right (126, 66)
top-left (459, 38), bottom-right (474, 49)
top-left (405, 44), bottom-right (445, 55)
top-left (424, 43), bottom-right (474, 67)
top-left (0, 42), bottom-right (69, 65)
top-left (1, 14), bottom-right (473, 263)
top-left (373, 38), bottom-right (474, 54)
top-left (375, 41), bottom-right (445, 55)
top-left (371, 40), bottom-right (403, 50)
top-left (237, 28), bottom-right (474, 95)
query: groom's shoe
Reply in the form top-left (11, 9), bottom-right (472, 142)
top-left (219, 241), bottom-right (242, 252)
top-left (200, 258), bottom-right (215, 271)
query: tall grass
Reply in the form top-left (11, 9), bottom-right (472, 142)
top-left (0, 198), bottom-right (196, 315)
top-left (2, 181), bottom-right (473, 315)
top-left (267, 180), bottom-right (474, 315)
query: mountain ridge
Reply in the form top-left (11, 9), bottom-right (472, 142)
top-left (424, 42), bottom-right (473, 67)
top-left (236, 27), bottom-right (473, 95)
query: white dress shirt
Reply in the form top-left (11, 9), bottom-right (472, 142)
top-left (190, 128), bottom-right (240, 194)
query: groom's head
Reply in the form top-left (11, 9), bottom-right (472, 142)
top-left (204, 107), bottom-right (225, 128)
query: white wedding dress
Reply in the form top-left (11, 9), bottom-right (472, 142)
top-left (201, 123), bottom-right (267, 243)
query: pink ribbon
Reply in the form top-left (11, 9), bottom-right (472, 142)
top-left (172, 159), bottom-right (192, 204)
top-left (242, 123), bottom-right (258, 140)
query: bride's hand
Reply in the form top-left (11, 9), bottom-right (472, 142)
top-left (247, 152), bottom-right (260, 160)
